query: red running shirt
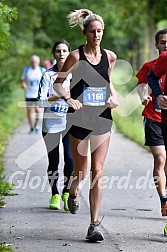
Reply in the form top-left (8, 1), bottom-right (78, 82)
top-left (136, 59), bottom-right (165, 122)
top-left (151, 51), bottom-right (167, 124)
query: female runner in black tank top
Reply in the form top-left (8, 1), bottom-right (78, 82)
top-left (69, 44), bottom-right (113, 139)
top-left (53, 9), bottom-right (118, 242)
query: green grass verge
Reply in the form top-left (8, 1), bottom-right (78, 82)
top-left (0, 88), bottom-right (26, 206)
top-left (113, 105), bottom-right (149, 150)
top-left (0, 89), bottom-right (26, 156)
top-left (0, 244), bottom-right (13, 252)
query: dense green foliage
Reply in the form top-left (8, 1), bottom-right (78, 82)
top-left (0, 0), bottom-right (167, 105)
top-left (0, 1), bottom-right (17, 110)
top-left (0, 1), bottom-right (19, 210)
top-left (0, 2), bottom-right (17, 50)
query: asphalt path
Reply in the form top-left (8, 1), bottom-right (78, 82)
top-left (1, 118), bottom-right (167, 252)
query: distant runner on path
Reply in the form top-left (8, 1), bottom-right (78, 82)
top-left (21, 55), bottom-right (45, 133)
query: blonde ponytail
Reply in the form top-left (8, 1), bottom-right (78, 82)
top-left (67, 9), bottom-right (93, 29)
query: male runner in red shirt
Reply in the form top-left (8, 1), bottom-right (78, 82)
top-left (137, 29), bottom-right (167, 216)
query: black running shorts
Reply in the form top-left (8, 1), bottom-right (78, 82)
top-left (144, 117), bottom-right (164, 146)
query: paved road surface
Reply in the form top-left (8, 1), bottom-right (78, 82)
top-left (1, 119), bottom-right (167, 251)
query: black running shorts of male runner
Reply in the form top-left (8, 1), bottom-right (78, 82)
top-left (144, 117), bottom-right (164, 146)
top-left (26, 98), bottom-right (38, 107)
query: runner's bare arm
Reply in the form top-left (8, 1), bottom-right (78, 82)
top-left (106, 50), bottom-right (118, 108)
top-left (53, 50), bottom-right (82, 110)
top-left (21, 80), bottom-right (27, 90)
top-left (53, 51), bottom-right (79, 99)
top-left (137, 84), bottom-right (152, 105)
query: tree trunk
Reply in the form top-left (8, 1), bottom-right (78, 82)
top-left (144, 0), bottom-right (156, 62)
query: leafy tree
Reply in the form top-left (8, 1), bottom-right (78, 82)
top-left (0, 1), bottom-right (17, 50)
top-left (1, 0), bottom-right (167, 98)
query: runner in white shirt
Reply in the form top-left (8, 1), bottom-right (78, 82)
top-left (38, 40), bottom-right (74, 211)
top-left (21, 55), bottom-right (45, 133)
top-left (38, 65), bottom-right (71, 133)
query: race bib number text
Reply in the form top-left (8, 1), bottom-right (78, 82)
top-left (83, 86), bottom-right (106, 106)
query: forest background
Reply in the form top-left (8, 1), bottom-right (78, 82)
top-left (0, 0), bottom-right (167, 211)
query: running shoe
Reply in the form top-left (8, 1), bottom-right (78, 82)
top-left (68, 195), bottom-right (79, 214)
top-left (49, 194), bottom-right (61, 210)
top-left (62, 192), bottom-right (69, 211)
top-left (164, 223), bottom-right (167, 237)
top-left (161, 198), bottom-right (167, 216)
top-left (86, 221), bottom-right (104, 242)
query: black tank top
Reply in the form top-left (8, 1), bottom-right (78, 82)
top-left (79, 45), bottom-right (110, 82)
top-left (69, 45), bottom-right (112, 120)
top-left (70, 45), bottom-right (110, 100)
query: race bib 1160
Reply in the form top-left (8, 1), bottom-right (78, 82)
top-left (83, 86), bottom-right (106, 106)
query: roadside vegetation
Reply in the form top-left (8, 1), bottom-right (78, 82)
top-left (113, 107), bottom-right (145, 147)
top-left (112, 74), bottom-right (146, 148)
top-left (0, 244), bottom-right (12, 252)
top-left (0, 1), bottom-right (17, 209)
top-left (0, 89), bottom-right (25, 207)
